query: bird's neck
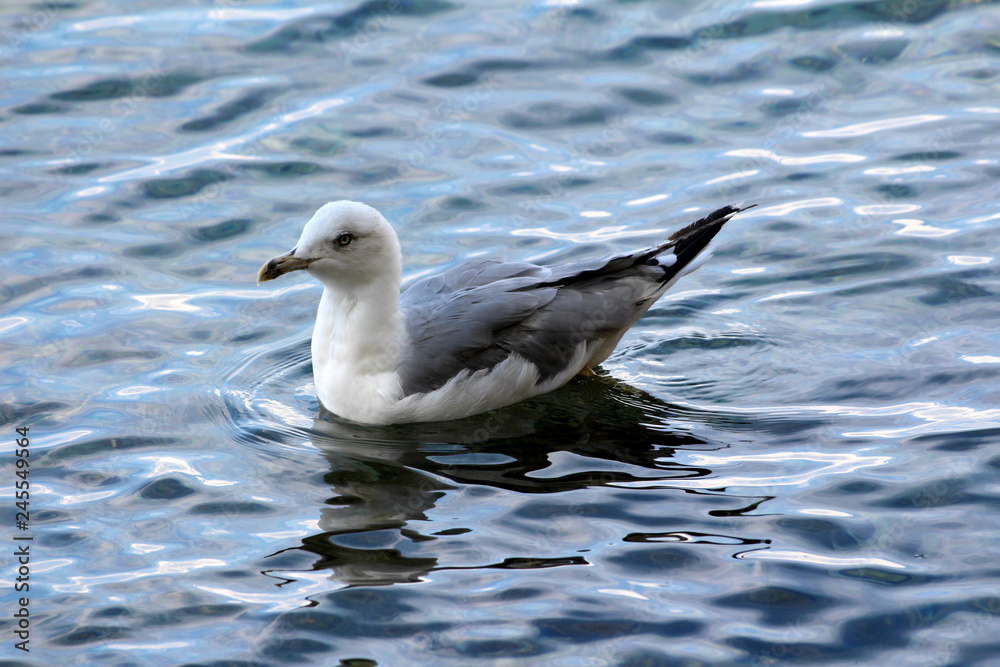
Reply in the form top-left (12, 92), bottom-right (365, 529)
top-left (313, 272), bottom-right (405, 378)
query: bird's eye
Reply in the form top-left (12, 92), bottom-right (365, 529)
top-left (335, 233), bottom-right (353, 247)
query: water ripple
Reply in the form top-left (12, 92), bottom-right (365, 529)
top-left (4, 0), bottom-right (999, 664)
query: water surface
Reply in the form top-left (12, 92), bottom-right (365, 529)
top-left (2, 0), bottom-right (1000, 664)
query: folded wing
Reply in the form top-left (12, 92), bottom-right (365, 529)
top-left (397, 204), bottom-right (751, 396)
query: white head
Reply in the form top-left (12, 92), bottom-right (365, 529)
top-left (258, 201), bottom-right (402, 289)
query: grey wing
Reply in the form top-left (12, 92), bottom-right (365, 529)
top-left (403, 259), bottom-right (549, 300)
top-left (397, 204), bottom-right (751, 396)
top-left (485, 275), bottom-right (654, 378)
top-left (399, 263), bottom-right (556, 395)
top-left (397, 260), bottom-right (652, 397)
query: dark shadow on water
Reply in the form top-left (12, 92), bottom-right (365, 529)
top-left (253, 378), bottom-right (757, 589)
top-left (242, 0), bottom-right (457, 54)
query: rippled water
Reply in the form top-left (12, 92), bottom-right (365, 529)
top-left (3, 0), bottom-right (1000, 664)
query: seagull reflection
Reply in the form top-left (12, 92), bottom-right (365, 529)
top-left (259, 376), bottom-right (761, 588)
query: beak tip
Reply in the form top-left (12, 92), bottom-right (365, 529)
top-left (257, 252), bottom-right (306, 285)
top-left (256, 263), bottom-right (272, 285)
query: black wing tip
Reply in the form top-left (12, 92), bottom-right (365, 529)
top-left (667, 203), bottom-right (756, 243)
top-left (643, 202), bottom-right (755, 278)
top-left (521, 202), bottom-right (756, 289)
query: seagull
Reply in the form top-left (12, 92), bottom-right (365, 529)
top-left (258, 200), bottom-right (752, 425)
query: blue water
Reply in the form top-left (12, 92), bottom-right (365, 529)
top-left (3, 0), bottom-right (1000, 664)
